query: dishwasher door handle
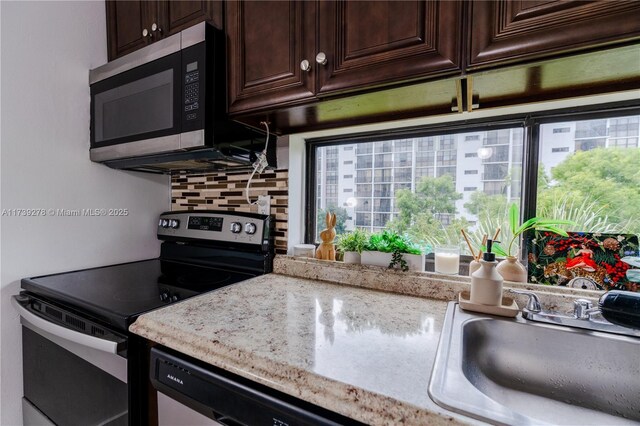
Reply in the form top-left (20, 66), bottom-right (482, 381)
top-left (11, 295), bottom-right (120, 354)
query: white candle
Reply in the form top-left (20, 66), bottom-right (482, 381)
top-left (435, 252), bottom-right (460, 275)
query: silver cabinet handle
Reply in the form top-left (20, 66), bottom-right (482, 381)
top-left (300, 59), bottom-right (311, 72)
top-left (11, 296), bottom-right (119, 354)
top-left (315, 52), bottom-right (327, 65)
top-left (142, 28), bottom-right (149, 37)
top-left (151, 22), bottom-right (162, 33)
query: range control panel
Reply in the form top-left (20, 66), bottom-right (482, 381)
top-left (157, 211), bottom-right (270, 248)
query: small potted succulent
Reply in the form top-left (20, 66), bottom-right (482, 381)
top-left (361, 230), bottom-right (424, 272)
top-left (335, 229), bottom-right (369, 264)
top-left (492, 203), bottom-right (573, 282)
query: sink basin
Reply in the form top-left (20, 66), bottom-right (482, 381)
top-left (429, 302), bottom-right (640, 425)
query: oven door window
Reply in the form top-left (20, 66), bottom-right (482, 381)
top-left (91, 52), bottom-right (181, 147)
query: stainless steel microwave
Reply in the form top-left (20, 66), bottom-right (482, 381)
top-left (89, 23), bottom-right (274, 173)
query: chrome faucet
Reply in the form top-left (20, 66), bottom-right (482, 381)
top-left (508, 289), bottom-right (640, 338)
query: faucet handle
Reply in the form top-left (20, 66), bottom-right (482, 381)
top-left (574, 298), bottom-right (600, 319)
top-left (508, 289), bottom-right (542, 312)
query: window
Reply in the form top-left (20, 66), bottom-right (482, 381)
top-left (395, 152), bottom-right (412, 167)
top-left (576, 138), bottom-right (606, 151)
top-left (310, 108), bottom-right (640, 266)
top-left (312, 126), bottom-right (525, 237)
top-left (355, 185), bottom-right (371, 197)
top-left (373, 169), bottom-right (392, 182)
top-left (356, 170), bottom-right (372, 183)
top-left (484, 164), bottom-right (508, 180)
top-left (437, 150), bottom-right (457, 166)
top-left (484, 129), bottom-right (510, 145)
top-left (343, 174), bottom-right (353, 179)
top-left (357, 155), bottom-right (373, 168)
top-left (537, 114), bottom-right (640, 236)
top-left (394, 167), bottom-right (412, 182)
top-left (375, 153), bottom-right (392, 168)
top-left (373, 198), bottom-right (392, 212)
top-left (483, 181), bottom-right (505, 195)
top-left (482, 145), bottom-right (509, 162)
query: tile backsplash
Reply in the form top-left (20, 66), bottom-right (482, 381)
top-left (172, 170), bottom-right (289, 254)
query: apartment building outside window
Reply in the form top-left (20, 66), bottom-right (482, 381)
top-left (311, 109), bottom-right (640, 257)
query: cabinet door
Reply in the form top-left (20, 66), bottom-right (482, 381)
top-left (106, 0), bottom-right (158, 61)
top-left (226, 1), bottom-right (316, 114)
top-left (469, 1), bottom-right (640, 69)
top-left (316, 0), bottom-right (462, 95)
top-left (158, 1), bottom-right (223, 36)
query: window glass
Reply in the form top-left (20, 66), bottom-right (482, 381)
top-left (537, 114), bottom-right (640, 235)
top-left (314, 128), bottom-right (525, 249)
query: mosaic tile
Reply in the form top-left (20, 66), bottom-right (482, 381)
top-left (172, 170), bottom-right (289, 254)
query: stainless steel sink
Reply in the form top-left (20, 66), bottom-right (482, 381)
top-left (429, 302), bottom-right (640, 425)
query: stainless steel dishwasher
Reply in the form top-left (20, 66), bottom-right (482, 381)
top-left (150, 347), bottom-right (365, 426)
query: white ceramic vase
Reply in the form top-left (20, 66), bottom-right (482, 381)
top-left (496, 256), bottom-right (528, 282)
top-left (468, 259), bottom-right (481, 276)
top-left (342, 251), bottom-right (361, 264)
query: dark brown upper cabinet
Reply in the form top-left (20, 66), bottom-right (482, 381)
top-left (106, 1), bottom-right (158, 61)
top-left (468, 0), bottom-right (640, 70)
top-left (106, 0), bottom-right (222, 61)
top-left (226, 0), bottom-right (463, 114)
top-left (226, 1), bottom-right (317, 114)
top-left (316, 0), bottom-right (462, 95)
top-left (158, 0), bottom-right (222, 38)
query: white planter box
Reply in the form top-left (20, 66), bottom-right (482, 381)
top-left (361, 251), bottom-right (392, 267)
top-left (361, 251), bottom-right (424, 272)
top-left (342, 251), bottom-right (361, 264)
top-left (404, 253), bottom-right (425, 272)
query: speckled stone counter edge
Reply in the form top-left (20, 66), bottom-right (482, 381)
top-left (274, 255), bottom-right (604, 313)
top-left (131, 278), bottom-right (465, 426)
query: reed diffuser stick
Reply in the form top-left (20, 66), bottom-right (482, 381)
top-left (493, 228), bottom-right (501, 241)
top-left (460, 229), bottom-right (476, 260)
top-left (477, 234), bottom-right (488, 261)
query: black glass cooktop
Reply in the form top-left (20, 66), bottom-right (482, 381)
top-left (21, 259), bottom-right (256, 332)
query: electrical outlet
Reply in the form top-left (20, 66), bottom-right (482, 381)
top-left (257, 195), bottom-right (271, 215)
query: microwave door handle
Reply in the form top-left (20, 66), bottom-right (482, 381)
top-left (11, 296), bottom-right (120, 354)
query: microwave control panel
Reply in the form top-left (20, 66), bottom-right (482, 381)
top-left (181, 41), bottom-right (207, 131)
top-left (184, 63), bottom-right (199, 121)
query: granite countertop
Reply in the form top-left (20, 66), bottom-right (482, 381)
top-left (130, 256), bottom-right (604, 425)
top-left (130, 273), bottom-right (471, 425)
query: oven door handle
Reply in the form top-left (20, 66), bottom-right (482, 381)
top-left (11, 296), bottom-right (120, 354)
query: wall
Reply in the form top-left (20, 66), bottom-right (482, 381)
top-left (0, 2), bottom-right (170, 424)
top-left (172, 170), bottom-right (289, 255)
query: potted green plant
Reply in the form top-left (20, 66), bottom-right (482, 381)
top-left (335, 229), bottom-right (369, 264)
top-left (361, 230), bottom-right (424, 272)
top-left (492, 203), bottom-right (573, 282)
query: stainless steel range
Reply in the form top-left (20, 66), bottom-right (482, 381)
top-left (12, 211), bottom-right (273, 426)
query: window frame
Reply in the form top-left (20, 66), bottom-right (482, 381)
top-left (305, 100), bottom-right (640, 248)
